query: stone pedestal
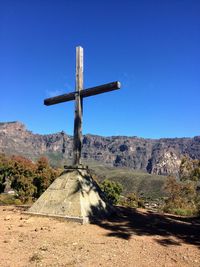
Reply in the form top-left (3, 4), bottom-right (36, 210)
top-left (27, 167), bottom-right (113, 223)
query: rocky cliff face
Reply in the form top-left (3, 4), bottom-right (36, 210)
top-left (0, 121), bottom-right (200, 175)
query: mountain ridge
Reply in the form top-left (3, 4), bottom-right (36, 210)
top-left (1, 120), bottom-right (199, 140)
top-left (0, 121), bottom-right (200, 175)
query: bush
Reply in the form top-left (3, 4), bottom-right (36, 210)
top-left (0, 194), bottom-right (22, 205)
top-left (163, 207), bottom-right (197, 216)
top-left (162, 176), bottom-right (199, 216)
top-left (100, 179), bottom-right (123, 205)
top-left (33, 157), bottom-right (59, 198)
top-left (120, 193), bottom-right (145, 208)
top-left (0, 154), bottom-right (61, 203)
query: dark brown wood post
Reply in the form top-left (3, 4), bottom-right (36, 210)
top-left (73, 46), bottom-right (83, 166)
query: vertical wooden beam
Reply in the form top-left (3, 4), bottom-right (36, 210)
top-left (73, 46), bottom-right (83, 166)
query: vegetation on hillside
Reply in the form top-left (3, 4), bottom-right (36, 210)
top-left (0, 154), bottom-right (154, 209)
top-left (163, 157), bottom-right (200, 216)
top-left (87, 161), bottom-right (167, 199)
top-left (1, 153), bottom-right (200, 216)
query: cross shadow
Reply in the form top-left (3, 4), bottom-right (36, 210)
top-left (91, 206), bottom-right (200, 248)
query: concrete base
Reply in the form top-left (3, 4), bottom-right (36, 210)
top-left (27, 168), bottom-right (113, 223)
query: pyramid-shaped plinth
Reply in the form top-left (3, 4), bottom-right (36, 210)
top-left (27, 167), bottom-right (113, 223)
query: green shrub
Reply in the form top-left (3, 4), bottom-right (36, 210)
top-left (0, 194), bottom-right (22, 205)
top-left (100, 179), bottom-right (123, 205)
top-left (120, 193), bottom-right (145, 208)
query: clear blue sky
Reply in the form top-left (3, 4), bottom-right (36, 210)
top-left (0, 0), bottom-right (199, 138)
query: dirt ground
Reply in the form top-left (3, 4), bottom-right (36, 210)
top-left (0, 206), bottom-right (199, 267)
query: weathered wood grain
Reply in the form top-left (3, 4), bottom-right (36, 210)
top-left (73, 46), bottom-right (83, 166)
top-left (44, 46), bottom-right (121, 167)
top-left (44, 81), bottom-right (120, 106)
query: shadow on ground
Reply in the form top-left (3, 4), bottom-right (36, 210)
top-left (92, 207), bottom-right (200, 248)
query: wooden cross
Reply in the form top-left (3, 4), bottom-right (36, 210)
top-left (44, 46), bottom-right (121, 166)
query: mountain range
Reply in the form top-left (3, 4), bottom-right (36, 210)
top-left (0, 121), bottom-right (200, 176)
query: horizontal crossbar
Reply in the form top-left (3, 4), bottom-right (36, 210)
top-left (44, 81), bottom-right (121, 106)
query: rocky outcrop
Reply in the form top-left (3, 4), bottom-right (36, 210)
top-left (148, 149), bottom-right (182, 175)
top-left (0, 121), bottom-right (200, 176)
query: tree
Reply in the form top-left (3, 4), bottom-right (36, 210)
top-left (33, 157), bottom-right (60, 198)
top-left (180, 157), bottom-right (200, 182)
top-left (11, 175), bottom-right (36, 203)
top-left (10, 156), bottom-right (36, 202)
top-left (0, 154), bottom-right (61, 203)
top-left (163, 176), bottom-right (198, 215)
top-left (180, 157), bottom-right (200, 212)
top-left (0, 154), bottom-right (12, 192)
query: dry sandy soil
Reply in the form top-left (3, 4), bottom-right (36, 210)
top-left (0, 205), bottom-right (200, 267)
